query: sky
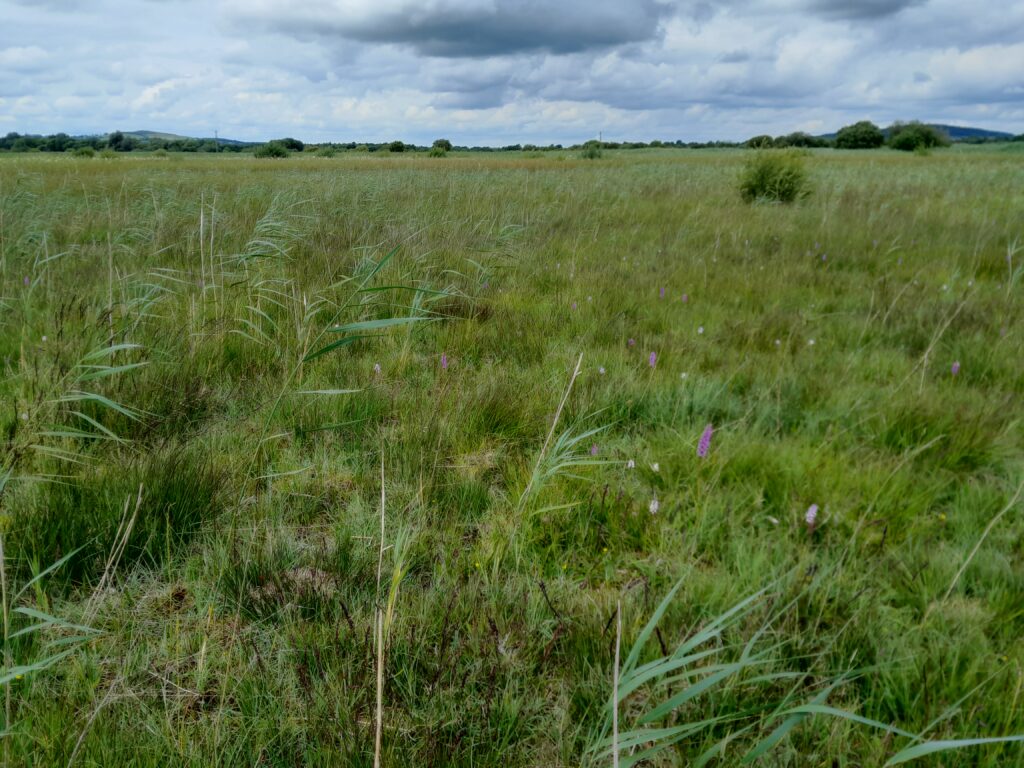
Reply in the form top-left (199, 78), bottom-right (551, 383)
top-left (2, 0), bottom-right (1022, 146)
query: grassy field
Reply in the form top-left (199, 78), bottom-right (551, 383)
top-left (0, 147), bottom-right (1022, 766)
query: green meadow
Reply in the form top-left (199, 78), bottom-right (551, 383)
top-left (0, 147), bottom-right (1022, 766)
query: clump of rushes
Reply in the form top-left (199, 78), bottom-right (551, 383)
top-left (739, 149), bottom-right (811, 203)
top-left (591, 578), bottom-right (1024, 767)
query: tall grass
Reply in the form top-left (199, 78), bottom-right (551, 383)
top-left (592, 576), bottom-right (1024, 766)
top-left (0, 149), bottom-right (1021, 765)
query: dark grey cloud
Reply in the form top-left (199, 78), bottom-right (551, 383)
top-left (432, 89), bottom-right (509, 109)
top-left (236, 1), bottom-right (673, 58)
top-left (806, 0), bottom-right (926, 20)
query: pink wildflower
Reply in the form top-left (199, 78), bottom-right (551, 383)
top-left (697, 424), bottom-right (713, 458)
top-left (805, 504), bottom-right (819, 531)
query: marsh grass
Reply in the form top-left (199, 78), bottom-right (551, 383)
top-left (0, 148), bottom-right (1021, 765)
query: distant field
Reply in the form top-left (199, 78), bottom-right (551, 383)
top-left (1, 149), bottom-right (1022, 766)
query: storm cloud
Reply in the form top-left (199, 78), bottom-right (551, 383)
top-left (232, 0), bottom-right (673, 57)
top-left (806, 0), bottom-right (926, 20)
top-left (1, 0), bottom-right (1021, 145)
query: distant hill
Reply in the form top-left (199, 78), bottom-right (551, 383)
top-left (930, 124), bottom-right (1014, 140)
top-left (818, 123), bottom-right (1015, 141)
top-left (124, 130), bottom-right (254, 146)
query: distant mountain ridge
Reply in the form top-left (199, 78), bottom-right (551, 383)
top-left (818, 123), bottom-right (1014, 141)
top-left (929, 124), bottom-right (1014, 140)
top-left (122, 130), bottom-right (254, 146)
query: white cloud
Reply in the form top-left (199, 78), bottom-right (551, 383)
top-left (0, 45), bottom-right (49, 70)
top-left (0, 0), bottom-right (1020, 143)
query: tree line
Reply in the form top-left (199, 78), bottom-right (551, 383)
top-left (0, 131), bottom-right (249, 154)
top-left (3, 122), bottom-right (1022, 156)
top-left (746, 121), bottom-right (1023, 152)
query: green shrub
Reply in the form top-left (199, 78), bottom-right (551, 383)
top-left (580, 141), bottom-right (603, 160)
top-left (432, 138), bottom-right (453, 152)
top-left (739, 150), bottom-right (811, 203)
top-left (255, 141), bottom-right (290, 158)
top-left (745, 135), bottom-right (774, 149)
top-left (317, 146), bottom-right (337, 157)
top-left (835, 120), bottom-right (885, 149)
top-left (388, 140), bottom-right (405, 153)
top-left (72, 146), bottom-right (95, 158)
top-left (428, 146), bottom-right (447, 158)
top-left (888, 121), bottom-right (950, 152)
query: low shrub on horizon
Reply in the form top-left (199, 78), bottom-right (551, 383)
top-left (254, 141), bottom-right (290, 158)
top-left (889, 121), bottom-right (951, 152)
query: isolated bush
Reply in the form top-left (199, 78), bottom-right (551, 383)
top-left (106, 130), bottom-right (126, 151)
top-left (580, 140), bottom-right (603, 159)
top-left (835, 120), bottom-right (885, 149)
top-left (278, 137), bottom-right (304, 151)
top-left (388, 140), bottom-right (406, 153)
top-left (317, 146), bottom-right (337, 157)
top-left (888, 121), bottom-right (950, 151)
top-left (73, 146), bottom-right (95, 158)
top-left (739, 150), bottom-right (810, 203)
top-left (255, 141), bottom-right (290, 158)
top-left (745, 135), bottom-right (774, 149)
top-left (432, 138), bottom-right (453, 152)
top-left (428, 146), bottom-right (447, 158)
